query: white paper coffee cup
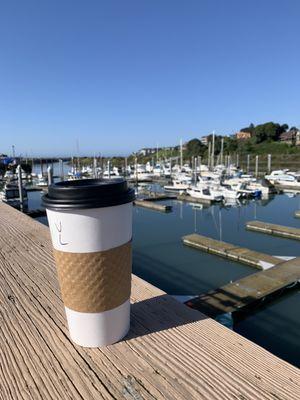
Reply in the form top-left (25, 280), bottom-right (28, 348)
top-left (42, 179), bottom-right (135, 347)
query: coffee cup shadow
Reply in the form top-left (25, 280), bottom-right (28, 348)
top-left (123, 294), bottom-right (207, 341)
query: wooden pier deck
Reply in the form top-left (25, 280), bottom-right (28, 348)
top-left (246, 220), bottom-right (300, 240)
top-left (185, 257), bottom-right (300, 316)
top-left (0, 203), bottom-right (299, 399)
top-left (182, 233), bottom-right (283, 269)
top-left (134, 200), bottom-right (172, 212)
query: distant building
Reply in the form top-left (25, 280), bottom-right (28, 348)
top-left (279, 129), bottom-right (300, 145)
top-left (137, 145), bottom-right (180, 156)
top-left (200, 136), bottom-right (208, 145)
top-left (236, 131), bottom-right (252, 140)
top-left (137, 148), bottom-right (158, 156)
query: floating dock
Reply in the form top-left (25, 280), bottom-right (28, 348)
top-left (25, 185), bottom-right (48, 192)
top-left (0, 203), bottom-right (300, 399)
top-left (246, 220), bottom-right (300, 241)
top-left (142, 193), bottom-right (177, 201)
top-left (134, 199), bottom-right (172, 212)
top-left (182, 233), bottom-right (283, 269)
top-left (25, 208), bottom-right (47, 218)
top-left (177, 193), bottom-right (212, 205)
top-left (185, 257), bottom-right (300, 316)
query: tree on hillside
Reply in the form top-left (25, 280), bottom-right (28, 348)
top-left (186, 139), bottom-right (206, 157)
top-left (253, 122), bottom-right (288, 143)
top-left (224, 136), bottom-right (238, 153)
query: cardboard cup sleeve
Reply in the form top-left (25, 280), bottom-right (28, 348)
top-left (53, 241), bottom-right (132, 313)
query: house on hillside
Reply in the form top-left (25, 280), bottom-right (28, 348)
top-left (137, 148), bottom-right (158, 156)
top-left (236, 131), bottom-right (252, 140)
top-left (200, 136), bottom-right (208, 145)
top-left (279, 129), bottom-right (300, 145)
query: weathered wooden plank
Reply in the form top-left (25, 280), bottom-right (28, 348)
top-left (182, 233), bottom-right (282, 269)
top-left (0, 202), bottom-right (299, 400)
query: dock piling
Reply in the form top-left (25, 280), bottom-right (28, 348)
top-left (47, 166), bottom-right (53, 185)
top-left (17, 165), bottom-right (24, 211)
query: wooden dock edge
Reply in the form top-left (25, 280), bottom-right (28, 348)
top-left (134, 200), bottom-right (172, 212)
top-left (246, 220), bottom-right (300, 241)
top-left (0, 203), bottom-right (299, 399)
top-left (182, 233), bottom-right (282, 270)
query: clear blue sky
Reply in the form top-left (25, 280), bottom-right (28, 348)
top-left (1, 1), bottom-right (299, 157)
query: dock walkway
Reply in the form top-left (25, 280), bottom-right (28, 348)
top-left (134, 200), bottom-right (172, 212)
top-left (186, 258), bottom-right (300, 316)
top-left (182, 233), bottom-right (283, 269)
top-left (177, 193), bottom-right (212, 205)
top-left (246, 220), bottom-right (300, 240)
top-left (0, 203), bottom-right (299, 399)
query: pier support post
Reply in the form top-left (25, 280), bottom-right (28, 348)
top-left (198, 156), bottom-right (202, 176)
top-left (211, 131), bottom-right (215, 169)
top-left (93, 156), bottom-right (97, 178)
top-left (59, 159), bottom-right (64, 181)
top-left (267, 154), bottom-right (271, 174)
top-left (180, 139), bottom-right (183, 171)
top-left (194, 157), bottom-right (197, 184)
top-left (220, 138), bottom-right (224, 166)
top-left (108, 160), bottom-right (111, 180)
top-left (247, 154), bottom-right (250, 174)
top-left (125, 157), bottom-right (128, 177)
top-left (16, 165), bottom-right (24, 212)
top-left (47, 166), bottom-right (53, 185)
top-left (255, 155), bottom-right (259, 177)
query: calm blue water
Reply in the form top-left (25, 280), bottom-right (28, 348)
top-left (28, 190), bottom-right (300, 367)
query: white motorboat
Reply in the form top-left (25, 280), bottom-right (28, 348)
top-left (68, 167), bottom-right (82, 180)
top-left (265, 170), bottom-right (300, 187)
top-left (221, 185), bottom-right (242, 200)
top-left (173, 173), bottom-right (192, 184)
top-left (103, 166), bottom-right (121, 179)
top-left (164, 180), bottom-right (189, 193)
top-left (130, 164), bottom-right (153, 182)
top-left (35, 174), bottom-right (48, 187)
top-left (153, 164), bottom-right (162, 176)
top-left (4, 170), bottom-right (15, 180)
top-left (246, 179), bottom-right (277, 196)
top-left (187, 186), bottom-right (223, 202)
top-left (182, 164), bottom-right (192, 174)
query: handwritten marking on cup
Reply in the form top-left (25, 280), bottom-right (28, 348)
top-left (55, 221), bottom-right (68, 246)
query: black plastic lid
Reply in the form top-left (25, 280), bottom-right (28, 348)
top-left (42, 178), bottom-right (135, 210)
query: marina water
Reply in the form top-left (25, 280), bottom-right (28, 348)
top-left (28, 178), bottom-right (300, 367)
